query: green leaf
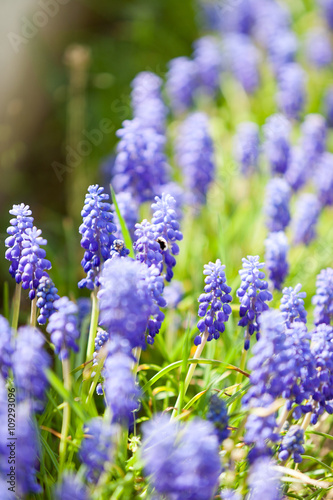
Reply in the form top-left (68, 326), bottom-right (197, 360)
top-left (306, 430), bottom-right (333, 442)
top-left (40, 433), bottom-right (59, 473)
top-left (302, 455), bottom-right (333, 473)
top-left (46, 369), bottom-right (87, 422)
top-left (110, 184), bottom-right (134, 257)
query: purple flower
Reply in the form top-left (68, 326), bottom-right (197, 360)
top-left (220, 490), bottom-right (241, 500)
top-left (193, 36), bottom-right (222, 96)
top-left (17, 227), bottom-right (52, 300)
top-left (176, 112), bottom-right (215, 206)
top-left (292, 193), bottom-right (321, 245)
top-left (54, 473), bottom-right (89, 500)
top-left (206, 393), bottom-right (230, 443)
top-left (318, 0), bottom-right (333, 30)
top-left (280, 284), bottom-right (307, 327)
top-left (112, 191), bottom-right (138, 241)
top-left (5, 203), bottom-right (34, 281)
top-left (166, 57), bottom-right (198, 113)
top-left (195, 259), bottom-right (232, 345)
top-left (252, 0), bottom-right (291, 48)
top-left (300, 114), bottom-right (327, 167)
top-left (324, 86), bottom-right (333, 127)
top-left (0, 316), bottom-right (13, 379)
top-left (305, 27), bottom-right (333, 67)
top-left (36, 275), bottom-right (59, 325)
top-left (237, 256), bottom-right (272, 350)
top-left (13, 326), bottom-right (50, 412)
top-left (265, 178), bottom-right (291, 232)
top-left (134, 220), bottom-right (163, 269)
top-left (77, 297), bottom-right (91, 330)
top-left (144, 265), bottom-right (166, 344)
top-left (234, 122), bottom-right (260, 176)
top-left (141, 415), bottom-right (221, 500)
top-left (248, 458), bottom-right (282, 499)
top-left (113, 119), bottom-right (170, 202)
top-left (315, 152), bottom-right (333, 206)
top-left (98, 258), bottom-right (153, 349)
top-left (279, 425), bottom-right (304, 463)
top-left (285, 146), bottom-right (308, 191)
top-left (79, 417), bottom-right (117, 482)
top-left (155, 182), bottom-right (185, 221)
top-left (130, 71), bottom-right (167, 133)
top-left (46, 297), bottom-right (80, 360)
top-left (103, 337), bottom-right (141, 424)
top-left (267, 29), bottom-right (298, 75)
top-left (263, 114), bottom-right (291, 174)
top-left (277, 63), bottom-right (306, 120)
top-left (264, 232), bottom-right (289, 291)
top-left (312, 268), bottom-right (333, 326)
top-left (224, 34), bottom-right (260, 94)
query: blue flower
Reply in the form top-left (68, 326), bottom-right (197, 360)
top-left (315, 152), bottom-right (333, 206)
top-left (224, 34), bottom-right (260, 94)
top-left (134, 220), bottom-right (163, 269)
top-left (253, 1), bottom-right (291, 48)
top-left (237, 256), bottom-right (272, 350)
top-left (280, 284), bottom-right (307, 327)
top-left (312, 268), bottom-right (333, 326)
top-left (144, 265), bottom-right (166, 344)
top-left (285, 146), bottom-right (308, 191)
top-left (277, 63), bottom-right (306, 120)
top-left (79, 417), bottom-right (117, 483)
top-left (248, 458), bottom-right (282, 499)
top-left (110, 239), bottom-right (130, 260)
top-left (112, 191), bottom-right (138, 241)
top-left (13, 326), bottom-right (50, 412)
top-left (196, 259), bottom-right (232, 345)
top-left (46, 297), bottom-right (80, 360)
top-left (324, 86), bottom-right (333, 127)
top-left (265, 232), bottom-right (289, 291)
top-left (206, 393), bottom-right (230, 443)
top-left (176, 112), bottom-right (215, 206)
top-left (279, 425), bottom-right (304, 463)
top-left (234, 122), bottom-right (260, 176)
top-left (5, 203), bottom-right (34, 281)
top-left (220, 490), bottom-right (241, 500)
top-left (319, 0), bottom-right (333, 30)
top-left (36, 275), bottom-right (59, 325)
top-left (0, 316), bottom-right (13, 379)
top-left (54, 473), bottom-right (89, 500)
top-left (292, 193), bottom-right (321, 245)
top-left (141, 414), bottom-right (221, 500)
top-left (163, 280), bottom-right (184, 309)
top-left (306, 27), bottom-right (333, 67)
top-left (113, 119), bottom-right (170, 202)
top-left (300, 114), bottom-right (327, 167)
top-left (267, 29), bottom-right (298, 75)
top-left (77, 297), bottom-right (91, 331)
top-left (166, 57), bottom-right (198, 113)
top-left (78, 184), bottom-right (117, 290)
top-left (193, 36), bottom-right (222, 96)
top-left (130, 71), bottom-right (167, 133)
top-left (265, 178), bottom-right (291, 233)
top-left (98, 258), bottom-right (153, 349)
top-left (263, 114), bottom-right (291, 175)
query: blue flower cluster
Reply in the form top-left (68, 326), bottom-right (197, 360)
top-left (206, 393), bottom-right (230, 443)
top-left (195, 259), bottom-right (232, 345)
top-left (36, 275), bottom-right (59, 325)
top-left (248, 458), bottom-right (282, 499)
top-left (193, 36), bottom-right (222, 96)
top-left (265, 178), bottom-right (291, 232)
top-left (315, 152), bottom-right (333, 206)
top-left (312, 267), bottom-right (333, 325)
top-left (234, 122), bottom-right (260, 176)
top-left (280, 284), bottom-right (307, 327)
top-left (301, 114), bottom-right (327, 167)
top-left (224, 34), bottom-right (260, 94)
top-left (263, 114), bottom-right (291, 175)
top-left (277, 63), bottom-right (306, 120)
top-left (5, 204), bottom-right (34, 282)
top-left (0, 316), bottom-right (13, 379)
top-left (46, 297), bottom-right (80, 360)
top-left (279, 425), bottom-right (304, 463)
top-left (292, 193), bottom-right (321, 245)
top-left (166, 57), bottom-right (198, 113)
top-left (305, 28), bottom-right (333, 68)
top-left (130, 71), bottom-right (167, 133)
top-left (265, 231), bottom-right (289, 290)
top-left (237, 256), bottom-right (272, 349)
top-left (54, 473), bottom-right (89, 500)
top-left (285, 146), bottom-right (308, 191)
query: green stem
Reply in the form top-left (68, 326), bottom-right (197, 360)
top-left (86, 289), bottom-right (99, 362)
top-left (276, 404), bottom-right (290, 433)
top-left (230, 348), bottom-right (247, 414)
top-left (59, 358), bottom-right (71, 473)
top-left (30, 296), bottom-right (37, 327)
top-left (11, 284), bottom-right (21, 331)
top-left (171, 329), bottom-right (209, 419)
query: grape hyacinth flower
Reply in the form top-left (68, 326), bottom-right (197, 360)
top-left (54, 473), bottom-right (89, 500)
top-left (78, 184), bottom-right (117, 290)
top-left (305, 27), bottom-right (333, 67)
top-left (112, 191), bottom-right (138, 241)
top-left (77, 297), bottom-right (91, 330)
top-left (130, 71), bottom-right (167, 133)
top-left (237, 256), bottom-right (272, 349)
top-left (315, 152), bottom-right (333, 206)
top-left (79, 417), bottom-right (117, 483)
top-left (292, 193), bottom-right (321, 246)
top-left (312, 268), bottom-right (333, 325)
top-left (5, 203), bottom-right (34, 281)
top-left (36, 275), bottom-right (59, 325)
top-left (265, 178), bottom-right (291, 233)
top-left (195, 259), bottom-right (232, 346)
top-left (0, 316), bottom-right (13, 379)
top-left (92, 328), bottom-right (109, 376)
top-left (252, 0), bottom-right (291, 48)
top-left (176, 112), bottom-right (215, 206)
top-left (319, 0), bottom-right (333, 30)
top-left (277, 63), bottom-right (306, 120)
top-left (280, 284), bottom-right (307, 327)
top-left (206, 393), bottom-right (230, 444)
top-left (16, 227), bottom-right (52, 300)
top-left (224, 34), bottom-right (260, 94)
top-left (110, 239), bottom-right (130, 260)
top-left (113, 119), bottom-right (170, 202)
top-left (264, 232), bottom-right (289, 291)
top-left (46, 297), bottom-right (80, 360)
top-left (300, 114), bottom-right (327, 167)
top-left (98, 258), bottom-right (153, 349)
top-left (234, 122), bottom-right (260, 176)
top-left (285, 146), bottom-right (308, 192)
top-left (248, 458), bottom-right (282, 499)
top-left (13, 326), bottom-right (50, 412)
top-left (267, 29), bottom-right (298, 75)
top-left (220, 490), bottom-right (241, 500)
top-left (141, 414), bottom-right (221, 500)
top-left (134, 220), bottom-right (163, 269)
top-left (144, 265), bottom-right (167, 344)
top-left (103, 337), bottom-right (141, 424)
top-left (279, 425), bottom-right (305, 463)
top-left (151, 193), bottom-right (183, 282)
top-left (166, 56), bottom-right (198, 113)
top-left (156, 181), bottom-right (184, 221)
top-left (324, 86), bottom-right (333, 127)
top-left (263, 114), bottom-right (291, 175)
top-left (193, 36), bottom-right (222, 96)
